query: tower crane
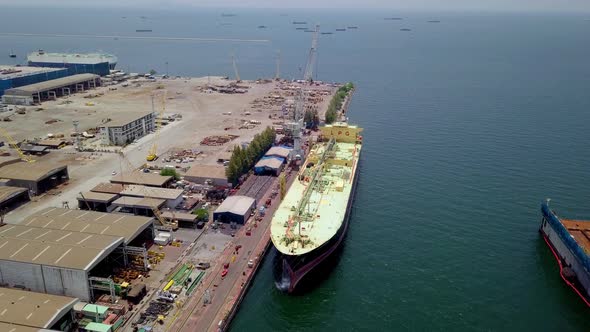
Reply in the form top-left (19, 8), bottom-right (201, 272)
top-left (231, 53), bottom-right (241, 83)
top-left (0, 127), bottom-right (34, 163)
top-left (288, 24), bottom-right (320, 158)
top-left (146, 91), bottom-right (166, 162)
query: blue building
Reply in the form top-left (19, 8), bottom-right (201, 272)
top-left (0, 66), bottom-right (68, 96)
top-left (27, 51), bottom-right (117, 77)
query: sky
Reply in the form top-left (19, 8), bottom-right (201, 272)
top-left (1, 0), bottom-right (589, 12)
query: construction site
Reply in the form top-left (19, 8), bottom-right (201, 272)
top-left (0, 26), bottom-right (348, 332)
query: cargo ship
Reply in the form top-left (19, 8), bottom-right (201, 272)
top-left (271, 122), bottom-right (362, 293)
top-left (540, 200), bottom-right (590, 306)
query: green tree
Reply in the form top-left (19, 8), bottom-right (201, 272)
top-left (149, 69), bottom-right (157, 75)
top-left (192, 208), bottom-right (209, 221)
top-left (160, 168), bottom-right (180, 180)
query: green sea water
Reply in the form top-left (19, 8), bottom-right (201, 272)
top-left (0, 7), bottom-right (589, 331)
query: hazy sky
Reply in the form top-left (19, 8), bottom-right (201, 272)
top-left (2, 0), bottom-right (589, 12)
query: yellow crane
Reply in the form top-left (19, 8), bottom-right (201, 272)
top-left (152, 206), bottom-right (178, 231)
top-left (0, 127), bottom-right (35, 163)
top-left (146, 91), bottom-right (166, 161)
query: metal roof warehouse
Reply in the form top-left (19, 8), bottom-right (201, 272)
top-left (20, 207), bottom-right (154, 245)
top-left (0, 287), bottom-right (78, 330)
top-left (111, 172), bottom-right (173, 188)
top-left (0, 161), bottom-right (69, 195)
top-left (213, 195), bottom-right (256, 224)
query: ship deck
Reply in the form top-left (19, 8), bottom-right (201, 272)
top-left (561, 219), bottom-right (590, 254)
top-left (270, 140), bottom-right (361, 255)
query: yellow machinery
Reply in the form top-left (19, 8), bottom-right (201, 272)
top-left (152, 206), bottom-right (178, 232)
top-left (0, 127), bottom-right (34, 163)
top-left (146, 91), bottom-right (166, 161)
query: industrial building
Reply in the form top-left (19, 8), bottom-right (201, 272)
top-left (120, 185), bottom-right (184, 208)
top-left (254, 156), bottom-right (285, 176)
top-left (0, 161), bottom-right (68, 195)
top-left (0, 208), bottom-right (155, 302)
top-left (21, 208), bottom-right (155, 246)
top-left (0, 65), bottom-right (68, 96)
top-left (2, 74), bottom-right (100, 105)
top-left (90, 182), bottom-right (124, 194)
top-left (183, 165), bottom-right (229, 187)
top-left (0, 288), bottom-right (78, 331)
top-left (77, 191), bottom-right (119, 212)
top-left (265, 146), bottom-right (292, 160)
top-left (213, 195), bottom-right (256, 224)
top-left (99, 112), bottom-right (156, 146)
top-left (110, 172), bottom-right (173, 188)
top-left (0, 186), bottom-right (30, 212)
top-left (28, 51), bottom-right (117, 76)
top-left (161, 211), bottom-right (198, 228)
top-left (111, 196), bottom-right (165, 216)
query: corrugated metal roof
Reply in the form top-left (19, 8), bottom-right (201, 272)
top-left (78, 191), bottom-right (118, 203)
top-left (265, 146), bottom-right (292, 159)
top-left (255, 156), bottom-right (284, 170)
top-left (0, 186), bottom-right (27, 203)
top-left (19, 208), bottom-right (153, 245)
top-left (0, 288), bottom-right (78, 329)
top-left (0, 161), bottom-right (67, 182)
top-left (111, 172), bottom-right (172, 187)
top-left (91, 182), bottom-right (124, 194)
top-left (120, 184), bottom-right (183, 200)
top-left (215, 195), bottom-right (255, 217)
top-left (0, 322), bottom-right (46, 332)
top-left (4, 74), bottom-right (99, 95)
top-left (161, 211), bottom-right (197, 222)
top-left (112, 196), bottom-right (165, 209)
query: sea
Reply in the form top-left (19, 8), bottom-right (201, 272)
top-left (1, 7), bottom-right (590, 331)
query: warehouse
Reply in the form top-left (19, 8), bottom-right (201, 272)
top-left (28, 50), bottom-right (117, 76)
top-left (0, 65), bottom-right (68, 96)
top-left (0, 155), bottom-right (22, 168)
top-left (213, 195), bottom-right (256, 224)
top-left (77, 191), bottom-right (119, 212)
top-left (90, 182), bottom-right (124, 195)
top-left (265, 146), bottom-right (292, 160)
top-left (2, 74), bottom-right (101, 105)
top-left (0, 162), bottom-right (68, 195)
top-left (99, 112), bottom-right (156, 146)
top-left (0, 287), bottom-right (78, 331)
top-left (110, 171), bottom-right (173, 188)
top-left (111, 196), bottom-right (166, 216)
top-left (119, 185), bottom-right (184, 208)
top-left (20, 207), bottom-right (155, 246)
top-left (0, 224), bottom-right (124, 301)
top-left (0, 186), bottom-right (30, 213)
top-left (254, 156), bottom-right (285, 176)
top-left (161, 211), bottom-right (198, 228)
top-left (183, 165), bottom-right (229, 187)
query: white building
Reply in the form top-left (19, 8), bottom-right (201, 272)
top-left (100, 112), bottom-right (155, 146)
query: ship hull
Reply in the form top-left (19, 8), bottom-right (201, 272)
top-left (540, 203), bottom-right (590, 303)
top-left (274, 160), bottom-right (360, 293)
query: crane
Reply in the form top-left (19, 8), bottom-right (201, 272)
top-left (303, 25), bottom-right (320, 82)
top-left (146, 91), bottom-right (166, 161)
top-left (231, 53), bottom-right (241, 83)
top-left (287, 24), bottom-right (320, 158)
top-left (0, 127), bottom-right (35, 163)
top-left (275, 50), bottom-right (281, 80)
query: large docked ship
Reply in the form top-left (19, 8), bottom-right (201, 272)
top-left (540, 200), bottom-right (590, 306)
top-left (271, 122), bottom-right (362, 293)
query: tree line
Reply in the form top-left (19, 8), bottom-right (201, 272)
top-left (325, 82), bottom-right (355, 124)
top-left (226, 127), bottom-right (277, 185)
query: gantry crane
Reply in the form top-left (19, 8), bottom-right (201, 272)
top-left (146, 91), bottom-right (166, 161)
top-left (0, 127), bottom-right (34, 163)
top-left (231, 53), bottom-right (241, 83)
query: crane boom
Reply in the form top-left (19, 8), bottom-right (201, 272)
top-left (303, 25), bottom-right (320, 82)
top-left (232, 53), bottom-right (241, 82)
top-left (0, 127), bottom-right (34, 163)
top-left (146, 91), bottom-right (166, 161)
